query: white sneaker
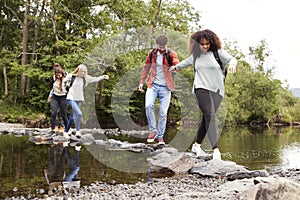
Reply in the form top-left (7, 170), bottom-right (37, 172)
top-left (75, 145), bottom-right (81, 151)
top-left (213, 148), bottom-right (221, 160)
top-left (63, 141), bottom-right (69, 147)
top-left (63, 132), bottom-right (70, 139)
top-left (192, 143), bottom-right (207, 157)
top-left (70, 131), bottom-right (82, 141)
top-left (75, 131), bottom-right (82, 138)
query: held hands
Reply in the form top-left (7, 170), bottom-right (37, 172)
top-left (138, 84), bottom-right (144, 92)
top-left (227, 65), bottom-right (236, 73)
top-left (169, 65), bottom-right (177, 72)
top-left (102, 75), bottom-right (109, 80)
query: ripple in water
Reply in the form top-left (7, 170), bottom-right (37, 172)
top-left (280, 143), bottom-right (300, 170)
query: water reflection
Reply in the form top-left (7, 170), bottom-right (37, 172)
top-left (280, 143), bottom-right (300, 170)
top-left (218, 127), bottom-right (300, 170)
top-left (44, 143), bottom-right (65, 195)
top-left (1, 126), bottom-right (300, 198)
top-left (36, 137), bottom-right (81, 196)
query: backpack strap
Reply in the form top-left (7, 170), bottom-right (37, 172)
top-left (69, 75), bottom-right (76, 90)
top-left (83, 77), bottom-right (86, 88)
top-left (166, 49), bottom-right (173, 66)
top-left (213, 50), bottom-right (227, 78)
top-left (149, 48), bottom-right (173, 67)
top-left (69, 75), bottom-right (85, 91)
top-left (193, 55), bottom-right (196, 72)
top-left (212, 50), bottom-right (222, 67)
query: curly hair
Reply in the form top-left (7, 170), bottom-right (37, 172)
top-left (188, 29), bottom-right (222, 58)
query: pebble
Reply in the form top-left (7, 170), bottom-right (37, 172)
top-left (5, 169), bottom-right (300, 200)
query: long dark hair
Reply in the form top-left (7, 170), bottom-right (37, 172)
top-left (188, 29), bottom-right (222, 59)
top-left (53, 64), bottom-right (65, 90)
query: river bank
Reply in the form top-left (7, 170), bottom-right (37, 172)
top-left (6, 169), bottom-right (300, 200)
top-left (2, 123), bottom-right (300, 199)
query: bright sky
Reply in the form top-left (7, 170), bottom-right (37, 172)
top-left (188, 0), bottom-right (300, 89)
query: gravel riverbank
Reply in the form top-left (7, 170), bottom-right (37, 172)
top-left (7, 169), bottom-right (300, 200)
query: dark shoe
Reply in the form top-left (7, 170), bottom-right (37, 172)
top-left (49, 130), bottom-right (56, 137)
top-left (147, 132), bottom-right (157, 143)
top-left (157, 138), bottom-right (165, 145)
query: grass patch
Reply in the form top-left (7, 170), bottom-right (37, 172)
top-left (0, 100), bottom-right (46, 123)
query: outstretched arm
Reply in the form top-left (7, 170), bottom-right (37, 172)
top-left (86, 74), bottom-right (109, 84)
top-left (170, 55), bottom-right (193, 72)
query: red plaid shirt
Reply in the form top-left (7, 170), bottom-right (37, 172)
top-left (139, 49), bottom-right (179, 91)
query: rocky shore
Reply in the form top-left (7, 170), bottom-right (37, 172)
top-left (2, 123), bottom-right (300, 200)
top-left (7, 169), bottom-right (300, 200)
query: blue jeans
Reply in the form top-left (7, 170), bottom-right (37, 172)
top-left (64, 147), bottom-right (80, 182)
top-left (65, 100), bottom-right (82, 132)
top-left (145, 83), bottom-right (171, 139)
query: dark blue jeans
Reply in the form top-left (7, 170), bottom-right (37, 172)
top-left (50, 94), bottom-right (68, 130)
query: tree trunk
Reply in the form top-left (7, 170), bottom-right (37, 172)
top-left (51, 1), bottom-right (60, 55)
top-left (146, 0), bottom-right (162, 48)
top-left (0, 26), bottom-right (8, 99)
top-left (27, 1), bottom-right (45, 94)
top-left (20, 0), bottom-right (31, 102)
top-left (3, 65), bottom-right (8, 99)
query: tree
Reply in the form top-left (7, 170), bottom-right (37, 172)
top-left (249, 39), bottom-right (271, 73)
top-left (225, 39), bottom-right (299, 125)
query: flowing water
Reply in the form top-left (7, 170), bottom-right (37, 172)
top-left (0, 126), bottom-right (300, 198)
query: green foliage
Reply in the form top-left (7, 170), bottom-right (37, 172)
top-left (224, 59), bottom-right (299, 124)
top-left (0, 0), bottom-right (299, 126)
top-left (0, 100), bottom-right (45, 122)
top-left (249, 39), bottom-right (271, 72)
top-left (154, 0), bottom-right (201, 33)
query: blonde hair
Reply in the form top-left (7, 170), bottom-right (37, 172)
top-left (71, 64), bottom-right (88, 78)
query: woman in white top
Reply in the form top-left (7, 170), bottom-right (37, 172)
top-left (170, 29), bottom-right (237, 160)
top-left (62, 64), bottom-right (109, 139)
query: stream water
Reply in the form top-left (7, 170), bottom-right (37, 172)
top-left (0, 126), bottom-right (300, 198)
